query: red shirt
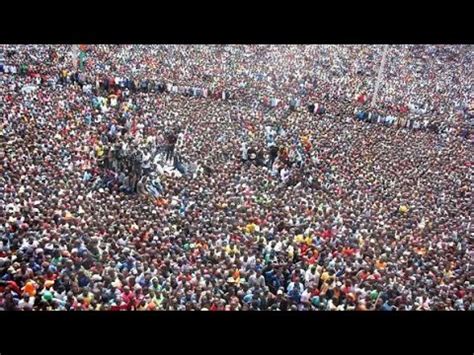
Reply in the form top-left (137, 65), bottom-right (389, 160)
top-left (343, 248), bottom-right (355, 257)
top-left (305, 255), bottom-right (318, 265)
top-left (341, 285), bottom-right (352, 295)
top-left (300, 244), bottom-right (309, 255)
top-left (46, 273), bottom-right (57, 281)
top-left (121, 291), bottom-right (135, 306)
top-left (321, 229), bottom-right (332, 239)
top-left (1, 281), bottom-right (21, 295)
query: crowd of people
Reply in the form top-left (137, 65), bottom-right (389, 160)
top-left (0, 45), bottom-right (472, 311)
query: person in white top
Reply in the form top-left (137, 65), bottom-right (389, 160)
top-left (240, 142), bottom-right (248, 161)
top-left (304, 266), bottom-right (320, 287)
top-left (300, 288), bottom-right (312, 304)
top-left (18, 295), bottom-right (35, 310)
top-left (280, 167), bottom-right (290, 183)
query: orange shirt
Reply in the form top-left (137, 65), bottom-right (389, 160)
top-left (375, 260), bottom-right (387, 270)
top-left (24, 282), bottom-right (36, 297)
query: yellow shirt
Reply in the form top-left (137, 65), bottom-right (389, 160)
top-left (444, 270), bottom-right (453, 278)
top-left (84, 293), bottom-right (93, 305)
top-left (96, 146), bottom-right (104, 157)
top-left (321, 272), bottom-right (330, 282)
top-left (294, 234), bottom-right (304, 244)
top-left (245, 223), bottom-right (257, 234)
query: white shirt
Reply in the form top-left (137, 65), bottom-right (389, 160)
top-left (305, 269), bottom-right (320, 286)
top-left (274, 241), bottom-right (282, 252)
top-left (241, 143), bottom-right (248, 160)
top-left (301, 289), bottom-right (312, 303)
top-left (18, 297), bottom-right (35, 310)
top-left (287, 282), bottom-right (303, 294)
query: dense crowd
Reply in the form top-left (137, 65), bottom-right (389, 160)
top-left (0, 45), bottom-right (472, 311)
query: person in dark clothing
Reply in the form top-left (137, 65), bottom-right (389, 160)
top-left (269, 145), bottom-right (279, 167)
top-left (140, 80), bottom-right (147, 92)
top-left (256, 149), bottom-right (267, 167)
top-left (165, 132), bottom-right (178, 162)
top-left (102, 78), bottom-right (109, 92)
top-left (157, 83), bottom-right (166, 94)
top-left (247, 147), bottom-right (257, 165)
top-left (123, 79), bottom-right (130, 90)
top-left (174, 153), bottom-right (187, 176)
top-left (202, 163), bottom-right (213, 176)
